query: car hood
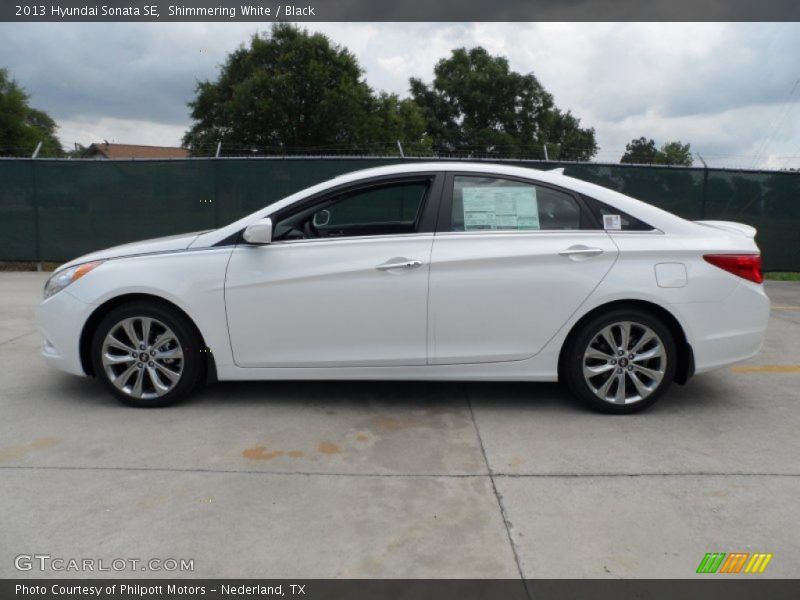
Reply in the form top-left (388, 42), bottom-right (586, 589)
top-left (58, 231), bottom-right (208, 271)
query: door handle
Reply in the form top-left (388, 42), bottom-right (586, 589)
top-left (375, 259), bottom-right (423, 271)
top-left (559, 246), bottom-right (604, 257)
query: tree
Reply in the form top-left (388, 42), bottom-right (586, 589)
top-left (654, 141), bottom-right (693, 166)
top-left (621, 137), bottom-right (693, 166)
top-left (0, 68), bottom-right (62, 157)
top-left (620, 137), bottom-right (658, 164)
top-left (371, 93), bottom-right (431, 155)
top-left (409, 47), bottom-right (597, 160)
top-left (183, 24), bottom-right (427, 154)
top-left (66, 143), bottom-right (90, 158)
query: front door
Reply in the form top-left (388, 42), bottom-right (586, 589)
top-left (225, 177), bottom-right (440, 367)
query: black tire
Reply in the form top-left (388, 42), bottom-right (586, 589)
top-left (91, 301), bottom-right (205, 408)
top-left (563, 308), bottom-right (677, 414)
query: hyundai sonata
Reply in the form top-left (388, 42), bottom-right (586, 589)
top-left (36, 163), bottom-right (769, 413)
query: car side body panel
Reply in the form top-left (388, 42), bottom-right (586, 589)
top-left (427, 231), bottom-right (618, 364)
top-left (41, 248), bottom-right (236, 373)
top-left (224, 235), bottom-right (434, 367)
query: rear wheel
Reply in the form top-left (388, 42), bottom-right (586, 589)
top-left (91, 301), bottom-right (205, 407)
top-left (564, 308), bottom-right (677, 414)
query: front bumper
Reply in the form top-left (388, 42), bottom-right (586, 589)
top-left (35, 289), bottom-right (94, 376)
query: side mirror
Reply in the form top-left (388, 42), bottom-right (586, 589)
top-left (243, 217), bottom-right (273, 245)
top-left (312, 209), bottom-right (331, 228)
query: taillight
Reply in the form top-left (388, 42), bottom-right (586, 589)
top-left (703, 254), bottom-right (763, 284)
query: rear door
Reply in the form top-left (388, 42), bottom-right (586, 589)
top-left (428, 173), bottom-right (618, 364)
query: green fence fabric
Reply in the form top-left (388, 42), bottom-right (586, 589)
top-left (0, 158), bottom-right (797, 270)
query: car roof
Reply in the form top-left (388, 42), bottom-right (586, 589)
top-left (327, 161), bottom-right (582, 188)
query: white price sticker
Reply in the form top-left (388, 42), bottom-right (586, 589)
top-left (462, 187), bottom-right (540, 231)
top-left (603, 214), bottom-right (622, 230)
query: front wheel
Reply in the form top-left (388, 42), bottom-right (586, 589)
top-left (91, 301), bottom-right (205, 407)
top-left (564, 309), bottom-right (677, 414)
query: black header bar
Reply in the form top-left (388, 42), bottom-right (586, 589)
top-left (3, 0), bottom-right (800, 22)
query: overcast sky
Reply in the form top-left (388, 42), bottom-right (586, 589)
top-left (1, 22), bottom-right (799, 168)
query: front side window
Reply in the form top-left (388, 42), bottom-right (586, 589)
top-left (449, 176), bottom-right (581, 231)
top-left (274, 180), bottom-right (429, 241)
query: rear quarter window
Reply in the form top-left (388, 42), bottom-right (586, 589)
top-left (581, 194), bottom-right (655, 231)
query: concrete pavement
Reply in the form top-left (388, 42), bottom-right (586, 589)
top-left (1, 273), bottom-right (798, 578)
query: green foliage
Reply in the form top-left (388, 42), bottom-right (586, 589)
top-left (409, 47), bottom-right (597, 160)
top-left (621, 137), bottom-right (693, 166)
top-left (0, 68), bottom-right (62, 157)
top-left (655, 141), bottom-right (693, 166)
top-left (183, 24), bottom-right (427, 154)
top-left (66, 143), bottom-right (90, 158)
top-left (764, 272), bottom-right (800, 280)
top-left (371, 94), bottom-right (431, 155)
top-left (185, 32), bottom-right (597, 159)
top-left (620, 137), bottom-right (658, 164)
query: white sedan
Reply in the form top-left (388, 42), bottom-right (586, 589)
top-left (36, 163), bottom-right (769, 413)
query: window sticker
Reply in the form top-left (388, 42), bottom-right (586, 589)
top-left (462, 186), bottom-right (539, 231)
top-left (603, 214), bottom-right (622, 230)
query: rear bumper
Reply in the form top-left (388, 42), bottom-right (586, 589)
top-left (35, 289), bottom-right (93, 377)
top-left (670, 281), bottom-right (770, 373)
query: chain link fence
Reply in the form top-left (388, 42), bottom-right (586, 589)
top-left (0, 157), bottom-right (797, 270)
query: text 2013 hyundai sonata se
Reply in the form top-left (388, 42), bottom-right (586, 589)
top-left (35, 163), bottom-right (769, 413)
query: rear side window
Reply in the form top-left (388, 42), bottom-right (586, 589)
top-left (449, 175), bottom-right (582, 231)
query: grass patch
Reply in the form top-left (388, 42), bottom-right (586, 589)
top-left (0, 261), bottom-right (59, 272)
top-left (764, 272), bottom-right (800, 281)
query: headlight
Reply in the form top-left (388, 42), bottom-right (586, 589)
top-left (43, 260), bottom-right (105, 299)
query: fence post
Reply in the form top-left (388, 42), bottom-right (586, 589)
top-left (213, 149), bottom-right (221, 228)
top-left (211, 141), bottom-right (225, 227)
top-left (31, 144), bottom-right (43, 270)
top-left (697, 153), bottom-right (709, 220)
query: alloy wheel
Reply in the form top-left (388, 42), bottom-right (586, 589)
top-left (582, 320), bottom-right (667, 405)
top-left (101, 316), bottom-right (184, 400)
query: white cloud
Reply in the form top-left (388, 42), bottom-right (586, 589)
top-left (57, 116), bottom-right (187, 150)
top-left (1, 21), bottom-right (798, 168)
